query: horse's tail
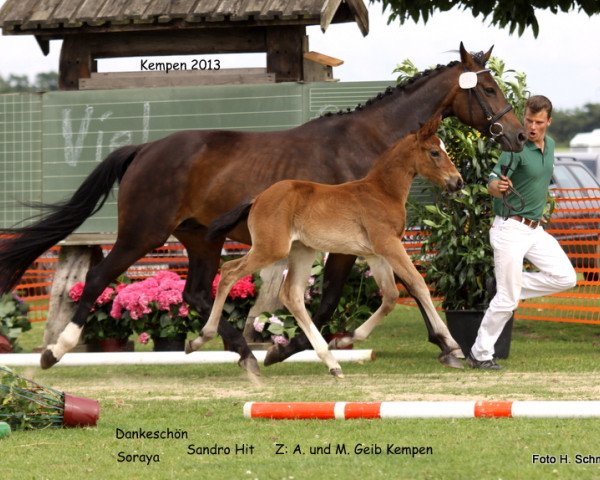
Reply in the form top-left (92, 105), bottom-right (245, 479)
top-left (206, 202), bottom-right (253, 242)
top-left (0, 144), bottom-right (141, 294)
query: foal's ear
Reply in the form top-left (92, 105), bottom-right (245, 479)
top-left (417, 115), bottom-right (442, 141)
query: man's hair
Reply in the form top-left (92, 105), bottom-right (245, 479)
top-left (526, 95), bottom-right (552, 118)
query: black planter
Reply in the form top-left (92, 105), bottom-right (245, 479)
top-left (152, 333), bottom-right (187, 352)
top-left (445, 310), bottom-right (514, 359)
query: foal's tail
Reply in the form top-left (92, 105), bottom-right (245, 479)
top-left (206, 202), bottom-right (253, 242)
top-left (0, 144), bottom-right (141, 294)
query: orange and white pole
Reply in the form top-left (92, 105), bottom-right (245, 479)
top-left (243, 401), bottom-right (600, 419)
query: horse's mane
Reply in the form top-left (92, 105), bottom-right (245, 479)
top-left (320, 52), bottom-right (485, 118)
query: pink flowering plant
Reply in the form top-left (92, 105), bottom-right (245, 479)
top-left (111, 271), bottom-right (194, 340)
top-left (69, 280), bottom-right (132, 342)
top-left (211, 273), bottom-right (258, 332)
top-left (252, 310), bottom-right (298, 346)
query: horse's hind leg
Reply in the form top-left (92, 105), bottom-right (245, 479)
top-left (264, 253), bottom-right (356, 366)
top-left (328, 256), bottom-right (399, 349)
top-left (175, 225), bottom-right (259, 375)
top-left (41, 235), bottom-right (168, 369)
top-left (277, 243), bottom-right (343, 377)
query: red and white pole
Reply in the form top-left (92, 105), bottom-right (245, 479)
top-left (243, 401), bottom-right (600, 419)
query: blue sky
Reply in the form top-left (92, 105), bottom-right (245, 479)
top-left (1, 3), bottom-right (599, 110)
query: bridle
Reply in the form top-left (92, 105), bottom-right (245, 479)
top-left (460, 69), bottom-right (513, 141)
top-left (459, 69), bottom-right (525, 217)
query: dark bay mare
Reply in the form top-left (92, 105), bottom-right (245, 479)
top-left (0, 43), bottom-right (526, 372)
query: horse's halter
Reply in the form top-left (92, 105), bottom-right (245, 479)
top-left (459, 69), bottom-right (513, 141)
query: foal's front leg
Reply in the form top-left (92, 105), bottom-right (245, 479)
top-left (380, 240), bottom-right (463, 369)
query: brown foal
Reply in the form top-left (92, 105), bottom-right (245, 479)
top-left (188, 116), bottom-right (463, 377)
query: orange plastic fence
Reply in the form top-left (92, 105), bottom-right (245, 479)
top-left (11, 189), bottom-right (600, 325)
top-left (517, 188), bottom-right (600, 325)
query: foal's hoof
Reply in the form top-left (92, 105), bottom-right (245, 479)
top-left (329, 335), bottom-right (354, 350)
top-left (264, 344), bottom-right (283, 367)
top-left (184, 341), bottom-right (195, 355)
top-left (438, 352), bottom-right (464, 369)
top-left (40, 349), bottom-right (58, 370)
top-left (239, 354), bottom-right (261, 377)
top-left (329, 368), bottom-right (345, 378)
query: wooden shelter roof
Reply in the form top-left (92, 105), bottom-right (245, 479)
top-left (0, 0), bottom-right (369, 37)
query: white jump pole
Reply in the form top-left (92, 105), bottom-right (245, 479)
top-left (0, 349), bottom-right (374, 367)
top-left (243, 401), bottom-right (600, 419)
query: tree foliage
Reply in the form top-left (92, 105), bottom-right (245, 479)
top-left (551, 104), bottom-right (600, 146)
top-left (377, 0), bottom-right (600, 37)
top-left (0, 72), bottom-right (58, 93)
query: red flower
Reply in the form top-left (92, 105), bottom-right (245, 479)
top-left (212, 274), bottom-right (256, 299)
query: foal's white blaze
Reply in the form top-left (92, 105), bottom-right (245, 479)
top-left (439, 139), bottom-right (448, 155)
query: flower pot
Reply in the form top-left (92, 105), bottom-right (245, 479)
top-left (152, 333), bottom-right (187, 352)
top-left (0, 335), bottom-right (12, 354)
top-left (325, 332), bottom-right (354, 350)
top-left (62, 393), bottom-right (100, 428)
top-left (445, 310), bottom-right (514, 359)
top-left (99, 338), bottom-right (133, 352)
top-left (86, 338), bottom-right (134, 352)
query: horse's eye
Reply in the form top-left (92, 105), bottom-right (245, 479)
top-left (430, 150), bottom-right (440, 158)
top-left (484, 87), bottom-right (496, 95)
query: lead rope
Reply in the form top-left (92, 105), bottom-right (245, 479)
top-left (500, 152), bottom-right (526, 219)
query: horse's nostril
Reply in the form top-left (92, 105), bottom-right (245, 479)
top-left (447, 177), bottom-right (464, 192)
top-left (518, 131), bottom-right (527, 144)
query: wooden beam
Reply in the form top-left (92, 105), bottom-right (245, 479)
top-left (303, 51), bottom-right (343, 67)
top-left (59, 36), bottom-right (93, 90)
top-left (266, 26), bottom-right (306, 82)
top-left (79, 68), bottom-right (276, 90)
top-left (345, 0), bottom-right (369, 36)
top-left (85, 28), bottom-right (267, 58)
top-left (34, 35), bottom-right (50, 55)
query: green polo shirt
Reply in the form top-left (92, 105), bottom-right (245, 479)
top-left (489, 136), bottom-right (555, 220)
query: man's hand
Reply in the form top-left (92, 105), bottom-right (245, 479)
top-left (488, 175), bottom-right (513, 198)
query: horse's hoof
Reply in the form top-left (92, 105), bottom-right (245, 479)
top-left (450, 347), bottom-right (465, 359)
top-left (184, 341), bottom-right (194, 355)
top-left (239, 354), bottom-right (261, 376)
top-left (264, 344), bottom-right (282, 367)
top-left (40, 349), bottom-right (58, 370)
top-left (329, 368), bottom-right (344, 378)
top-left (438, 352), bottom-right (464, 369)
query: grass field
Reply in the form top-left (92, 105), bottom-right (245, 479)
top-left (2, 306), bottom-right (600, 480)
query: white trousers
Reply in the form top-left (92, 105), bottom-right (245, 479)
top-left (471, 216), bottom-right (577, 361)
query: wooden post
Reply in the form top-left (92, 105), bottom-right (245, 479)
top-left (266, 26), bottom-right (306, 82)
top-left (42, 245), bottom-right (103, 347)
top-left (59, 36), bottom-right (94, 90)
